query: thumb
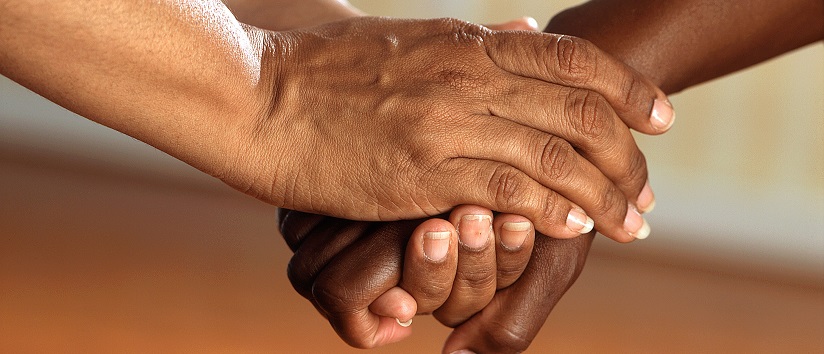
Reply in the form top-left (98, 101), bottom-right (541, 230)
top-left (484, 16), bottom-right (539, 31)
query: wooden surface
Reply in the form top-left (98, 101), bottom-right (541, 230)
top-left (1, 149), bottom-right (822, 353)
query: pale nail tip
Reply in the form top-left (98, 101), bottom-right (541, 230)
top-left (634, 220), bottom-right (651, 240)
top-left (580, 217), bottom-right (595, 234)
top-left (450, 350), bottom-right (476, 354)
top-left (396, 318), bottom-right (413, 327)
top-left (652, 99), bottom-right (676, 131)
top-left (502, 221), bottom-right (531, 232)
top-left (641, 199), bottom-right (656, 214)
top-left (462, 214), bottom-right (492, 222)
top-left (425, 231), bottom-right (451, 240)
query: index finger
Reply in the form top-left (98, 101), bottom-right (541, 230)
top-left (485, 31), bottom-right (675, 135)
top-left (441, 232), bottom-right (595, 354)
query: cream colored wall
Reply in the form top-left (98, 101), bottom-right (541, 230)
top-left (351, 0), bottom-right (824, 269)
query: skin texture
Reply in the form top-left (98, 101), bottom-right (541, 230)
top-left (0, 0), bottom-right (663, 350)
top-left (253, 17), bottom-right (668, 242)
top-left (279, 0), bottom-right (824, 353)
top-left (0, 0), bottom-right (669, 243)
top-left (548, 0), bottom-right (824, 93)
top-left (281, 205), bottom-right (538, 348)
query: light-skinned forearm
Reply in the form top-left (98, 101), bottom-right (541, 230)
top-left (0, 0), bottom-right (267, 178)
top-left (547, 0), bottom-right (824, 94)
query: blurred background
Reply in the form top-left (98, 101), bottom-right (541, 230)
top-left (1, 0), bottom-right (822, 352)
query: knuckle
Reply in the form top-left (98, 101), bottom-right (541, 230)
top-left (623, 149), bottom-right (649, 191)
top-left (566, 89), bottom-right (613, 139)
top-left (278, 209), bottom-right (319, 251)
top-left (620, 72), bottom-right (647, 113)
top-left (487, 166), bottom-right (528, 210)
top-left (443, 18), bottom-right (489, 46)
top-left (554, 35), bottom-right (596, 84)
top-left (286, 258), bottom-right (314, 299)
top-left (311, 276), bottom-right (360, 315)
top-left (409, 281), bottom-right (452, 303)
top-left (496, 264), bottom-right (525, 285)
top-left (591, 184), bottom-right (626, 219)
top-left (536, 191), bottom-right (562, 228)
top-left (539, 136), bottom-right (577, 183)
top-left (458, 266), bottom-right (497, 290)
top-left (486, 319), bottom-right (533, 352)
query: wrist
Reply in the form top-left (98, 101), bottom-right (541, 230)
top-left (545, 6), bottom-right (676, 93)
top-left (221, 27), bottom-right (297, 207)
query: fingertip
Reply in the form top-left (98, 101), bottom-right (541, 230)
top-left (372, 315), bottom-right (414, 347)
top-left (449, 205), bottom-right (494, 222)
top-left (650, 98), bottom-right (676, 133)
top-left (449, 205), bottom-right (494, 251)
top-left (485, 17), bottom-right (540, 31)
top-left (493, 214), bottom-right (533, 250)
top-left (370, 287), bottom-right (417, 322)
top-left (413, 218), bottom-right (456, 263)
top-left (368, 288), bottom-right (416, 348)
top-left (523, 17), bottom-right (539, 31)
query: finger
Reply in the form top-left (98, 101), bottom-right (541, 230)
top-left (442, 232), bottom-right (595, 354)
top-left (311, 220), bottom-right (418, 349)
top-left (448, 119), bottom-right (639, 242)
top-left (287, 218), bottom-right (370, 298)
top-left (485, 79), bottom-right (650, 203)
top-left (484, 17), bottom-right (539, 31)
top-left (492, 214), bottom-right (535, 289)
top-left (399, 218), bottom-right (459, 314)
top-left (436, 158), bottom-right (609, 240)
top-left (369, 287), bottom-right (418, 329)
top-left (432, 206), bottom-right (497, 327)
top-left (278, 209), bottom-right (327, 251)
top-left (485, 31), bottom-right (675, 135)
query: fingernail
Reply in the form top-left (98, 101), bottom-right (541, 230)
top-left (458, 215), bottom-right (492, 250)
top-left (636, 181), bottom-right (656, 213)
top-left (651, 98), bottom-right (675, 132)
top-left (396, 318), bottom-right (413, 327)
top-left (450, 350), bottom-right (476, 354)
top-left (523, 16), bottom-right (539, 30)
top-left (423, 231), bottom-right (450, 262)
top-left (501, 221), bottom-right (531, 250)
top-left (566, 208), bottom-right (594, 234)
top-left (623, 205), bottom-right (651, 240)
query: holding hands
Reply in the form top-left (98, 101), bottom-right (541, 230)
top-left (0, 0), bottom-right (678, 352)
top-left (240, 16), bottom-right (671, 242)
top-left (5, 0), bottom-right (818, 351)
top-left (271, 13), bottom-right (671, 353)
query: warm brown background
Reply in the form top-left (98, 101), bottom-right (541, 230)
top-left (1, 145), bottom-right (822, 353)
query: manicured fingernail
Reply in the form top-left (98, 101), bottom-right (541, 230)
top-left (423, 231), bottom-right (450, 262)
top-left (623, 205), bottom-right (651, 240)
top-left (458, 215), bottom-right (492, 250)
top-left (651, 98), bottom-right (675, 132)
top-left (450, 350), bottom-right (476, 354)
top-left (396, 318), bottom-right (413, 327)
top-left (501, 221), bottom-right (531, 250)
top-left (566, 208), bottom-right (594, 234)
top-left (636, 180), bottom-right (656, 213)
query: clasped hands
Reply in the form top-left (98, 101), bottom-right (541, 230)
top-left (234, 16), bottom-right (674, 354)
